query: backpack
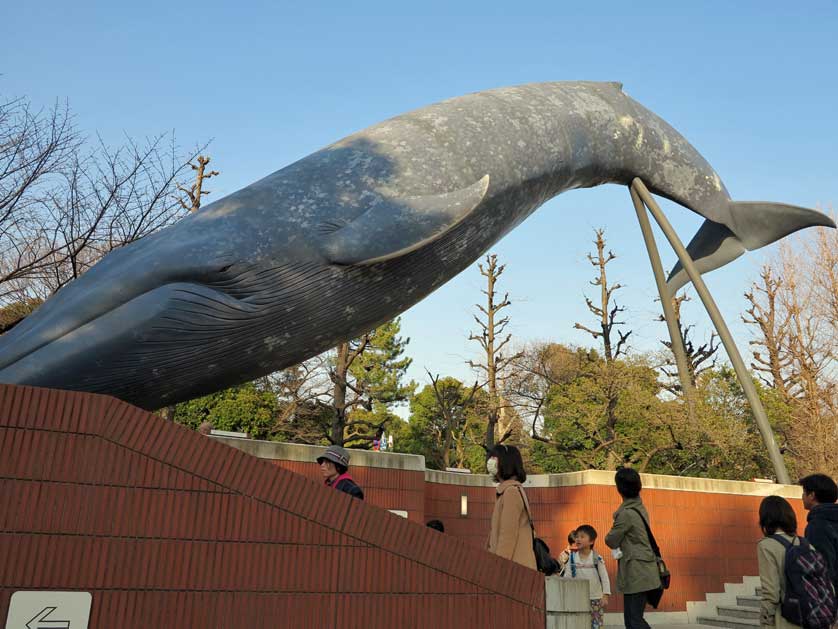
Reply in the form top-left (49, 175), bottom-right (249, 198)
top-left (564, 551), bottom-right (605, 586)
top-left (772, 535), bottom-right (838, 629)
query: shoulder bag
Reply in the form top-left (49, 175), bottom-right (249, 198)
top-left (629, 507), bottom-right (670, 608)
top-left (515, 486), bottom-right (558, 575)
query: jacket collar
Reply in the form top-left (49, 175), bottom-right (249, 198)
top-left (808, 503), bottom-right (838, 522)
top-left (496, 478), bottom-right (522, 495)
top-left (326, 472), bottom-right (353, 488)
top-left (617, 496), bottom-right (643, 510)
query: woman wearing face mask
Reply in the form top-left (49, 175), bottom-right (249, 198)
top-left (486, 445), bottom-right (537, 570)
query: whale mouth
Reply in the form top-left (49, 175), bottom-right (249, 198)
top-left (0, 251), bottom-right (240, 373)
top-left (0, 260), bottom-right (327, 408)
top-left (0, 281), bottom-right (263, 402)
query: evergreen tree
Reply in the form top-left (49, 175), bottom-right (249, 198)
top-left (328, 317), bottom-right (416, 446)
top-left (398, 376), bottom-right (485, 470)
top-left (174, 382), bottom-right (278, 440)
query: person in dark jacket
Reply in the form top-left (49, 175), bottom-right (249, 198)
top-left (317, 445), bottom-right (364, 500)
top-left (801, 473), bottom-right (838, 590)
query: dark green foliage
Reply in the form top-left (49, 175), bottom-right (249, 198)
top-left (0, 298), bottom-right (42, 334)
top-left (515, 342), bottom-right (785, 480)
top-left (349, 319), bottom-right (415, 407)
top-left (174, 382), bottom-right (278, 440)
top-left (395, 377), bottom-right (486, 470)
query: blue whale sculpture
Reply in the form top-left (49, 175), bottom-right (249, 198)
top-left (0, 82), bottom-right (832, 409)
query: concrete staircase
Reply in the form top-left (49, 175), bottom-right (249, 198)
top-left (687, 577), bottom-right (761, 629)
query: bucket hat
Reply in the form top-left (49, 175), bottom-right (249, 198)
top-left (316, 445), bottom-right (350, 468)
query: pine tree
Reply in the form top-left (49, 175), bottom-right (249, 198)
top-left (329, 317), bottom-right (416, 446)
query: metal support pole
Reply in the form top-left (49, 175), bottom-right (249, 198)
top-left (629, 185), bottom-right (696, 407)
top-left (631, 177), bottom-right (791, 484)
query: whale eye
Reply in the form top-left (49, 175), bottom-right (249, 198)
top-left (218, 264), bottom-right (233, 273)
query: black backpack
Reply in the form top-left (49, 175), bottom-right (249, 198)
top-left (772, 535), bottom-right (838, 629)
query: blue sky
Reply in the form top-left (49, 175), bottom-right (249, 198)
top-left (4, 1), bottom-right (837, 387)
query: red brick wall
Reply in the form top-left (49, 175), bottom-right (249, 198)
top-left (0, 385), bottom-right (544, 629)
top-left (271, 460), bottom-right (426, 523)
top-left (426, 478), bottom-right (806, 613)
top-left (1, 382), bottom-right (806, 623)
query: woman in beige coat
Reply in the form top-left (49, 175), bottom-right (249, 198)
top-left (487, 445), bottom-right (537, 570)
top-left (757, 496), bottom-right (800, 629)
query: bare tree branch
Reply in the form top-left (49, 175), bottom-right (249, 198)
top-left (468, 253), bottom-right (523, 450)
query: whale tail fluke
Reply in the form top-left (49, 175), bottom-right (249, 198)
top-left (666, 202), bottom-right (836, 294)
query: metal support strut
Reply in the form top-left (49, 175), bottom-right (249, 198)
top-left (630, 178), bottom-right (791, 485)
top-left (630, 185), bottom-right (695, 408)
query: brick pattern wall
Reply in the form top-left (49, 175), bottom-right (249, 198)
top-left (0, 385), bottom-right (544, 629)
top-left (426, 480), bottom-right (807, 613)
top-left (271, 460), bottom-right (426, 523)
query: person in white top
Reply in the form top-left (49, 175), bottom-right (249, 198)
top-left (562, 525), bottom-right (612, 629)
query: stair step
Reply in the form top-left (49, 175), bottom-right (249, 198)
top-left (736, 596), bottom-right (761, 609)
top-left (698, 615), bottom-right (760, 629)
top-left (717, 605), bottom-right (760, 619)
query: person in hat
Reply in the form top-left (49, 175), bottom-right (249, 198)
top-left (317, 445), bottom-right (364, 500)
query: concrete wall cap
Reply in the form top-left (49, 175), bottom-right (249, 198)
top-left (212, 437), bottom-right (427, 471)
top-left (223, 438), bottom-right (801, 497)
top-left (426, 467), bottom-right (801, 497)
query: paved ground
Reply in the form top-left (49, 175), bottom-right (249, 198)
top-left (606, 625), bottom-right (713, 629)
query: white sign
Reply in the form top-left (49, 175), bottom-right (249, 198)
top-left (5, 592), bottom-right (91, 629)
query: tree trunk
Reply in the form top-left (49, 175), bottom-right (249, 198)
top-left (604, 370), bottom-right (620, 469)
top-left (442, 417), bottom-right (453, 469)
top-left (470, 254), bottom-right (516, 452)
top-left (331, 341), bottom-right (349, 445)
top-left (597, 235), bottom-right (614, 362)
top-left (485, 261), bottom-right (497, 451)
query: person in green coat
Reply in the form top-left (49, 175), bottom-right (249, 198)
top-left (605, 468), bottom-right (661, 629)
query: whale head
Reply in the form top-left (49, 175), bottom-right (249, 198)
top-left (0, 152), bottom-right (492, 409)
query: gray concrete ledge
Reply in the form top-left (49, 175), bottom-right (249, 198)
top-left (212, 437), bottom-right (426, 472)
top-left (535, 470), bottom-right (800, 498)
top-left (217, 438), bottom-right (799, 497)
top-left (426, 468), bottom-right (799, 497)
top-left (424, 469), bottom-right (495, 487)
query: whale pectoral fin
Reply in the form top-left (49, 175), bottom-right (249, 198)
top-left (666, 219), bottom-right (746, 295)
top-left (319, 175), bottom-right (490, 265)
top-left (666, 203), bottom-right (836, 294)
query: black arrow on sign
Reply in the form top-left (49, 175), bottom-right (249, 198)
top-left (25, 606), bottom-right (70, 629)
